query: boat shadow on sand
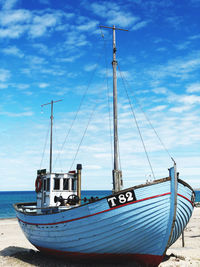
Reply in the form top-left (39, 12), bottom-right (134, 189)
top-left (0, 246), bottom-right (144, 267)
top-left (0, 246), bottom-right (185, 266)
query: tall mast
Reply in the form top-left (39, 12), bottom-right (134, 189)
top-left (41, 99), bottom-right (63, 173)
top-left (112, 26), bottom-right (118, 172)
top-left (100, 25), bottom-right (128, 192)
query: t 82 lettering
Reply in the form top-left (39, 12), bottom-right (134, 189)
top-left (107, 190), bottom-right (136, 208)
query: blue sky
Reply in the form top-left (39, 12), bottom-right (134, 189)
top-left (0, 0), bottom-right (200, 190)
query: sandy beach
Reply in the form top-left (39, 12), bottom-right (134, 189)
top-left (0, 208), bottom-right (200, 267)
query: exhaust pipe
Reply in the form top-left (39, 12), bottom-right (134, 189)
top-left (76, 164), bottom-right (82, 205)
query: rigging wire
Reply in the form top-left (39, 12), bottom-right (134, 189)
top-left (39, 121), bottom-right (51, 170)
top-left (53, 53), bottom-right (103, 170)
top-left (120, 72), bottom-right (174, 162)
top-left (52, 117), bottom-right (63, 172)
top-left (118, 133), bottom-right (122, 171)
top-left (100, 26), bottom-right (114, 169)
top-left (69, 104), bottom-right (97, 171)
top-left (118, 64), bottom-right (156, 180)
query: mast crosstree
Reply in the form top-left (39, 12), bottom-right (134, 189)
top-left (100, 25), bottom-right (128, 192)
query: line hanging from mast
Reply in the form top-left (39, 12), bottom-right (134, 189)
top-left (118, 64), bottom-right (156, 180)
top-left (100, 26), bottom-right (114, 173)
top-left (117, 65), bottom-right (174, 164)
top-left (54, 52), bottom-right (104, 171)
top-left (69, 103), bottom-right (97, 171)
top-left (39, 120), bottom-right (51, 170)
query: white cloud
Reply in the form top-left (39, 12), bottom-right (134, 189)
top-left (156, 47), bottom-right (167, 52)
top-left (29, 13), bottom-right (59, 38)
top-left (32, 43), bottom-right (50, 55)
top-left (38, 83), bottom-right (49, 88)
top-left (65, 31), bottom-right (89, 48)
top-left (132, 20), bottom-right (150, 31)
top-left (77, 20), bottom-right (99, 32)
top-left (169, 105), bottom-right (192, 113)
top-left (177, 94), bottom-right (200, 105)
top-left (84, 64), bottom-right (97, 72)
top-left (150, 105), bottom-right (167, 112)
top-left (89, 2), bottom-right (139, 27)
top-left (2, 45), bottom-right (24, 57)
top-left (167, 91), bottom-right (200, 106)
top-left (152, 87), bottom-right (168, 94)
top-left (189, 34), bottom-right (200, 40)
top-left (0, 83), bottom-right (8, 89)
top-left (0, 68), bottom-right (10, 82)
top-left (58, 54), bottom-right (83, 63)
top-left (84, 164), bottom-right (102, 170)
top-left (175, 41), bottom-right (190, 50)
top-left (186, 82), bottom-right (200, 93)
top-left (0, 24), bottom-right (27, 38)
top-left (0, 111), bottom-right (33, 117)
top-left (0, 9), bottom-right (31, 25)
top-left (28, 55), bottom-right (47, 65)
top-left (0, 9), bottom-right (69, 39)
top-left (16, 83), bottom-right (30, 90)
top-left (148, 51), bottom-right (200, 79)
top-left (98, 68), bottom-right (113, 78)
top-left (0, 0), bottom-right (200, 192)
top-left (165, 16), bottom-right (182, 29)
top-left (1, 0), bottom-right (18, 10)
top-left (107, 12), bottom-right (138, 28)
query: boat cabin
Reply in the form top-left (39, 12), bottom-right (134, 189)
top-left (36, 164), bottom-right (82, 212)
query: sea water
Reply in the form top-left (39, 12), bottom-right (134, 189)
top-left (0, 190), bottom-right (199, 219)
top-left (0, 190), bottom-right (111, 219)
top-left (195, 190), bottom-right (200, 202)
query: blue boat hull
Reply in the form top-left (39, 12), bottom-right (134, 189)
top-left (14, 169), bottom-right (194, 266)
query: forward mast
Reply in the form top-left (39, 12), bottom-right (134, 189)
top-left (41, 99), bottom-right (63, 173)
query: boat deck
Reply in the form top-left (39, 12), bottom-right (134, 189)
top-left (14, 202), bottom-right (77, 215)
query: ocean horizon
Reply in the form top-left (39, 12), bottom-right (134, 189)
top-left (0, 190), bottom-right (199, 219)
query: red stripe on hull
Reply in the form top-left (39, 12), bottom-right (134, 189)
top-left (177, 193), bottom-right (193, 205)
top-left (17, 193), bottom-right (192, 227)
top-left (35, 245), bottom-right (164, 267)
top-left (17, 192), bottom-right (171, 226)
top-left (17, 192), bottom-right (192, 226)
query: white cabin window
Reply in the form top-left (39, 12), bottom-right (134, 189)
top-left (63, 178), bottom-right (69, 190)
top-left (54, 178), bottom-right (60, 190)
top-left (43, 179), bottom-right (46, 191)
top-left (72, 179), bottom-right (76, 190)
top-left (47, 178), bottom-right (50, 191)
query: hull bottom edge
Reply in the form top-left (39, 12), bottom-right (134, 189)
top-left (34, 245), bottom-right (164, 266)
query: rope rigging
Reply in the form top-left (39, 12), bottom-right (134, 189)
top-left (40, 28), bottom-right (174, 181)
top-left (69, 103), bottom-right (97, 171)
top-left (52, 117), bottom-right (63, 171)
top-left (53, 52), bottom-right (104, 171)
top-left (117, 64), bottom-right (156, 180)
top-left (100, 27), bottom-right (114, 170)
top-left (39, 120), bottom-right (51, 170)
top-left (118, 65), bottom-right (174, 163)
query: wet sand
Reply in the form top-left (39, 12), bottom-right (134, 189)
top-left (0, 208), bottom-right (200, 266)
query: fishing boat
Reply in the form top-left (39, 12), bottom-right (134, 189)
top-left (14, 26), bottom-right (194, 267)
